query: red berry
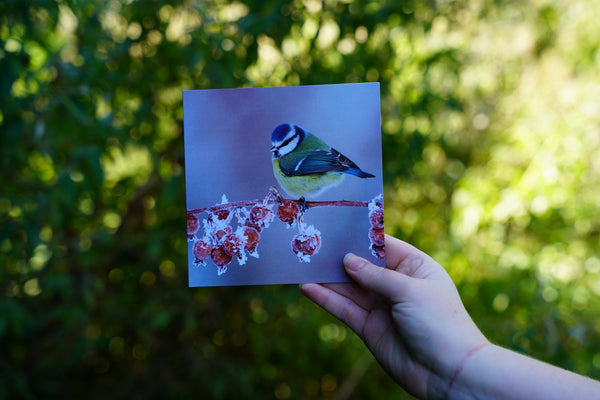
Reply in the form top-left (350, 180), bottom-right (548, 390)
top-left (277, 200), bottom-right (301, 225)
top-left (187, 214), bottom-right (200, 238)
top-left (245, 205), bottom-right (274, 232)
top-left (370, 244), bottom-right (385, 259)
top-left (211, 246), bottom-right (233, 267)
top-left (214, 208), bottom-right (230, 221)
top-left (222, 233), bottom-right (244, 257)
top-left (241, 226), bottom-right (260, 251)
top-left (193, 239), bottom-right (212, 262)
top-left (244, 220), bottom-right (258, 232)
top-left (369, 228), bottom-right (385, 247)
top-left (292, 231), bottom-right (321, 262)
top-left (369, 207), bottom-right (384, 229)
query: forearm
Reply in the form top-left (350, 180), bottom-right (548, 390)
top-left (448, 344), bottom-right (600, 400)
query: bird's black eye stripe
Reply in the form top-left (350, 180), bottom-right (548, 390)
top-left (280, 135), bottom-right (296, 148)
top-left (286, 126), bottom-right (305, 147)
top-left (275, 125), bottom-right (305, 150)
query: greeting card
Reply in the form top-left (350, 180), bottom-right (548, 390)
top-left (184, 83), bottom-right (384, 287)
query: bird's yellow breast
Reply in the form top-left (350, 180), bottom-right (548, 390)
top-left (272, 159), bottom-right (344, 198)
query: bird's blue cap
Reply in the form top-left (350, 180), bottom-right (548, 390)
top-left (271, 123), bottom-right (292, 142)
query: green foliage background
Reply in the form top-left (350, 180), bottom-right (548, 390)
top-left (2, 0), bottom-right (600, 398)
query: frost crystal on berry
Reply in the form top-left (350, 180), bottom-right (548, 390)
top-left (370, 244), bottom-right (385, 259)
top-left (211, 246), bottom-right (233, 272)
top-left (245, 204), bottom-right (274, 232)
top-left (187, 214), bottom-right (200, 240)
top-left (241, 226), bottom-right (260, 257)
top-left (277, 200), bottom-right (301, 226)
top-left (369, 194), bottom-right (383, 210)
top-left (193, 239), bottom-right (212, 266)
top-left (292, 225), bottom-right (321, 263)
top-left (214, 225), bottom-right (233, 244)
top-left (222, 232), bottom-right (244, 257)
top-left (369, 227), bottom-right (385, 247)
top-left (223, 228), bottom-right (249, 265)
top-left (204, 207), bottom-right (233, 244)
top-left (369, 207), bottom-right (384, 230)
top-left (368, 195), bottom-right (384, 230)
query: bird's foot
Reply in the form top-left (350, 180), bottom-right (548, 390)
top-left (298, 196), bottom-right (307, 212)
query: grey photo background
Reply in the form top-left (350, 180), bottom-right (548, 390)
top-left (184, 83), bottom-right (384, 286)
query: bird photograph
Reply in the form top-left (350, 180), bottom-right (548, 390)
top-left (271, 123), bottom-right (375, 198)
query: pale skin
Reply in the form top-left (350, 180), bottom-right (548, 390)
top-left (300, 235), bottom-right (600, 399)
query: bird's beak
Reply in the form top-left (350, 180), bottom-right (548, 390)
top-left (271, 146), bottom-right (279, 158)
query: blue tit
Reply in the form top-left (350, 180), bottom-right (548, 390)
top-left (271, 123), bottom-right (375, 198)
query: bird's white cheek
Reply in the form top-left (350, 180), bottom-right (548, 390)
top-left (276, 135), bottom-right (300, 157)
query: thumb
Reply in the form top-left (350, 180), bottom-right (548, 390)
top-left (344, 253), bottom-right (410, 303)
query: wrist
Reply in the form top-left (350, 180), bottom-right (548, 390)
top-left (444, 342), bottom-right (491, 399)
top-left (425, 340), bottom-right (494, 400)
top-left (441, 342), bottom-right (492, 400)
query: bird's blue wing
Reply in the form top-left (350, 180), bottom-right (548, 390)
top-left (279, 150), bottom-right (338, 176)
top-left (280, 148), bottom-right (374, 178)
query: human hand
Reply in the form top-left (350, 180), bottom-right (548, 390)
top-left (300, 235), bottom-right (489, 399)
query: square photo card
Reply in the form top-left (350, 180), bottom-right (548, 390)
top-left (184, 83), bottom-right (384, 287)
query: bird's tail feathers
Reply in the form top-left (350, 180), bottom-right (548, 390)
top-left (330, 148), bottom-right (376, 179)
top-left (344, 168), bottom-right (375, 178)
